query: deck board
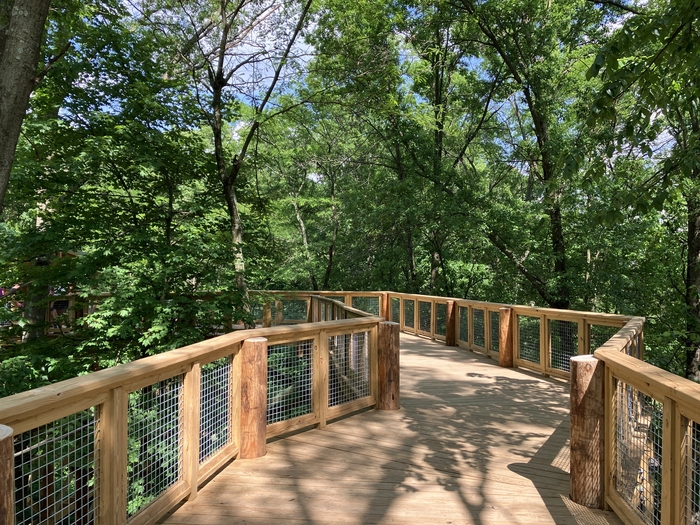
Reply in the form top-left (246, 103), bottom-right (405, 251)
top-left (160, 333), bottom-right (623, 525)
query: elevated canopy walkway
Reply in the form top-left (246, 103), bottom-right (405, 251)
top-left (0, 292), bottom-right (698, 525)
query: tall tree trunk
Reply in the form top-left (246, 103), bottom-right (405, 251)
top-left (322, 174), bottom-right (338, 289)
top-left (293, 195), bottom-right (318, 290)
top-left (685, 185), bottom-right (700, 380)
top-left (0, 0), bottom-right (51, 214)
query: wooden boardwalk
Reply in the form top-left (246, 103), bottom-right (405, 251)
top-left (160, 334), bottom-right (623, 525)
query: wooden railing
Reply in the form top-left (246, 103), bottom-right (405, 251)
top-left (4, 289), bottom-right (700, 525)
top-left (0, 297), bottom-right (399, 525)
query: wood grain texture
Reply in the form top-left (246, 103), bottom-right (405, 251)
top-left (159, 334), bottom-right (624, 525)
top-left (570, 355), bottom-right (604, 509)
top-left (446, 300), bottom-right (456, 347)
top-left (240, 337), bottom-right (268, 459)
top-left (499, 307), bottom-right (514, 368)
top-left (377, 322), bottom-right (400, 410)
top-left (0, 425), bottom-right (12, 525)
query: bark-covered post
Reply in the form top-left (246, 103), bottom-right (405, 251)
top-left (378, 321), bottom-right (400, 410)
top-left (380, 293), bottom-right (390, 320)
top-left (498, 307), bottom-right (514, 368)
top-left (570, 355), bottom-right (605, 508)
top-left (239, 337), bottom-right (267, 459)
top-left (445, 301), bottom-right (457, 346)
top-left (1, 424), bottom-right (13, 525)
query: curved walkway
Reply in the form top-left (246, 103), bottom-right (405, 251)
top-left (160, 334), bottom-right (623, 525)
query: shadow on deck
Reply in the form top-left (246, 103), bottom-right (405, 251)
top-left (159, 334), bottom-right (623, 525)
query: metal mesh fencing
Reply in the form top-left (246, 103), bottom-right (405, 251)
top-left (459, 306), bottom-right (469, 343)
top-left (328, 332), bottom-right (370, 407)
top-left (404, 299), bottom-right (415, 329)
top-left (200, 357), bottom-right (232, 463)
top-left (351, 296), bottom-right (379, 316)
top-left (490, 310), bottom-right (499, 353)
top-left (550, 320), bottom-right (578, 373)
top-left (391, 297), bottom-right (400, 323)
top-left (267, 339), bottom-right (314, 424)
top-left (419, 301), bottom-right (431, 333)
top-left (14, 409), bottom-right (99, 525)
top-left (612, 380), bottom-right (663, 525)
top-left (435, 303), bottom-right (447, 336)
top-left (250, 303), bottom-right (263, 323)
top-left (590, 324), bottom-right (620, 353)
top-left (473, 309), bottom-right (485, 347)
top-left (282, 300), bottom-right (308, 322)
top-left (127, 376), bottom-right (183, 518)
top-left (684, 420), bottom-right (700, 524)
top-left (518, 316), bottom-right (541, 364)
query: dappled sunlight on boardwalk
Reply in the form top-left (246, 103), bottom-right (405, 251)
top-left (159, 334), bottom-right (623, 525)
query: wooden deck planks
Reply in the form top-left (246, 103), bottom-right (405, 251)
top-left (160, 333), bottom-right (623, 525)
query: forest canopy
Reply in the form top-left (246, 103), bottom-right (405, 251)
top-left (1, 0), bottom-right (699, 395)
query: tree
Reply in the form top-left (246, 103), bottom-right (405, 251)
top-left (0, 0), bottom-right (52, 214)
top-left (587, 0), bottom-right (700, 378)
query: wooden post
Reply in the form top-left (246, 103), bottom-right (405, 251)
top-left (445, 301), bottom-right (456, 346)
top-left (498, 307), bottom-right (514, 368)
top-left (1, 424), bottom-right (13, 525)
top-left (100, 387), bottom-right (127, 525)
top-left (306, 297), bottom-right (313, 323)
top-left (570, 355), bottom-right (605, 509)
top-left (274, 301), bottom-right (283, 325)
top-left (380, 293), bottom-right (390, 320)
top-left (377, 322), bottom-right (400, 410)
top-left (183, 363), bottom-right (200, 500)
top-left (239, 337), bottom-right (267, 459)
top-left (262, 303), bottom-right (272, 328)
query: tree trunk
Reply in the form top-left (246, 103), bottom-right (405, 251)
top-left (0, 0), bottom-right (51, 214)
top-left (293, 195), bottom-right (318, 290)
top-left (685, 187), bottom-right (700, 380)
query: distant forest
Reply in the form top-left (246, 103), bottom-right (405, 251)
top-left (1, 0), bottom-right (698, 394)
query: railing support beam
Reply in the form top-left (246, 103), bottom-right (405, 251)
top-left (240, 337), bottom-right (268, 459)
top-left (570, 355), bottom-right (605, 509)
top-left (1, 424), bottom-right (13, 525)
top-left (498, 307), bottom-right (514, 368)
top-left (378, 322), bottom-right (400, 410)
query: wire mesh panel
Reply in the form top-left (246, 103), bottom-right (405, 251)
top-left (282, 300), bottom-right (308, 322)
top-left (590, 324), bottom-right (620, 353)
top-left (459, 306), bottom-right (469, 343)
top-left (404, 299), bottom-right (415, 329)
top-left (14, 409), bottom-right (99, 525)
top-left (199, 357), bottom-right (232, 464)
top-left (418, 301), bottom-right (432, 333)
top-left (684, 420), bottom-right (700, 524)
top-left (612, 379), bottom-right (663, 525)
top-left (473, 309), bottom-right (485, 347)
top-left (351, 296), bottom-right (379, 316)
top-left (127, 376), bottom-right (183, 518)
top-left (550, 320), bottom-right (578, 373)
top-left (518, 316), bottom-right (541, 364)
top-left (490, 310), bottom-right (500, 353)
top-left (391, 297), bottom-right (400, 323)
top-left (328, 331), bottom-right (371, 407)
top-left (267, 339), bottom-right (314, 424)
top-left (435, 303), bottom-right (447, 336)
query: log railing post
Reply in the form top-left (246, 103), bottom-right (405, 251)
top-left (274, 301), bottom-right (283, 326)
top-left (498, 307), bottom-right (514, 368)
top-left (446, 301), bottom-right (456, 347)
top-left (1, 424), bottom-right (13, 525)
top-left (377, 322), bottom-right (400, 410)
top-left (239, 337), bottom-right (268, 459)
top-left (380, 293), bottom-right (390, 320)
top-left (262, 303), bottom-right (272, 328)
top-left (570, 355), bottom-right (605, 509)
